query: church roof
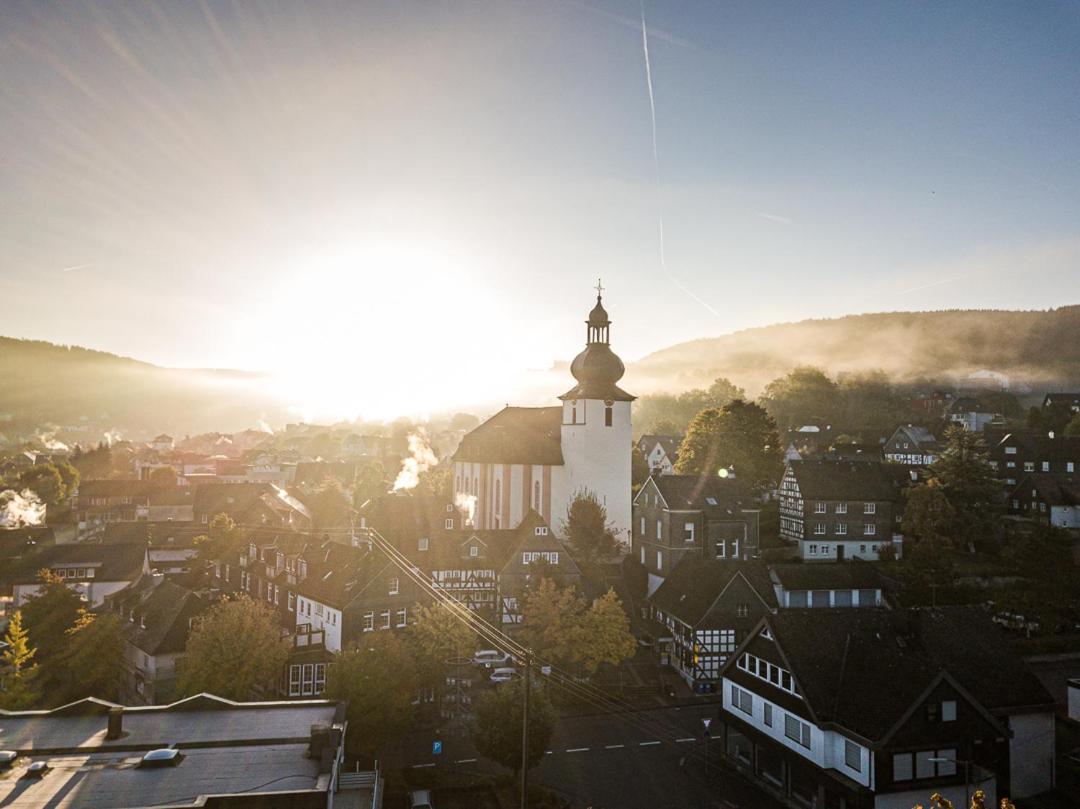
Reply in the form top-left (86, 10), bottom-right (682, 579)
top-left (453, 407), bottom-right (564, 466)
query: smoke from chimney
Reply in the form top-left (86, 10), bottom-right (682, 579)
top-left (392, 431), bottom-right (438, 491)
top-left (0, 489), bottom-right (46, 528)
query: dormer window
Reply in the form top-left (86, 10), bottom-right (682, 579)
top-left (418, 537), bottom-right (429, 551)
top-left (469, 545), bottom-right (479, 557)
top-left (534, 526), bottom-right (548, 536)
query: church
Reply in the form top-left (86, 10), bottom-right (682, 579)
top-left (451, 288), bottom-right (635, 543)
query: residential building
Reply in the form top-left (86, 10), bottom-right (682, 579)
top-left (452, 291), bottom-right (635, 542)
top-left (103, 575), bottom-right (210, 704)
top-left (779, 461), bottom-right (901, 562)
top-left (633, 474), bottom-right (761, 595)
top-left (491, 510), bottom-right (582, 626)
top-left (0, 694), bottom-right (359, 809)
top-left (989, 431), bottom-right (1080, 490)
top-left (1042, 392), bottom-right (1080, 413)
top-left (636, 434), bottom-right (682, 475)
top-left (648, 559), bottom-right (776, 693)
top-left (99, 520), bottom-right (203, 575)
top-left (882, 425), bottom-right (940, 467)
top-left (10, 543), bottom-right (149, 607)
top-left (718, 607), bottom-right (1056, 808)
top-left (947, 397), bottom-right (997, 432)
top-left (768, 562), bottom-right (893, 609)
top-left (193, 482), bottom-right (312, 529)
top-left (1007, 473), bottom-right (1080, 528)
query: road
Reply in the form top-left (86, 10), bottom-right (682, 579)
top-left (391, 702), bottom-right (784, 809)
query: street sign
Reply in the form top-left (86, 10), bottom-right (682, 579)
top-left (702, 718), bottom-right (712, 739)
top-left (432, 740), bottom-right (442, 756)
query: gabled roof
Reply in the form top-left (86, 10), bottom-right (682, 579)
top-left (76, 479), bottom-right (158, 499)
top-left (100, 521), bottom-right (202, 547)
top-left (192, 482), bottom-right (274, 515)
top-left (454, 407), bottom-right (564, 466)
top-left (638, 435), bottom-right (682, 459)
top-left (785, 460), bottom-right (898, 502)
top-left (1043, 392), bottom-right (1080, 408)
top-left (886, 424), bottom-right (938, 448)
top-left (636, 474), bottom-right (750, 513)
top-left (1009, 473), bottom-right (1080, 507)
top-left (754, 607), bottom-right (1054, 743)
top-left (7, 543), bottom-right (147, 585)
top-left (650, 557), bottom-right (776, 626)
top-left (104, 577), bottom-right (209, 655)
top-left (0, 526), bottom-right (53, 559)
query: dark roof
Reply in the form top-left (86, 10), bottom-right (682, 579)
top-left (76, 479), bottom-right (158, 499)
top-left (1043, 393), bottom-right (1080, 407)
top-left (650, 558), bottom-right (776, 625)
top-left (100, 521), bottom-right (203, 547)
top-left (7, 543), bottom-right (147, 584)
top-left (763, 607), bottom-right (1055, 742)
top-left (294, 540), bottom-right (393, 609)
top-left (638, 434), bottom-right (682, 459)
top-left (643, 474), bottom-right (750, 513)
top-left (454, 407), bottom-right (564, 465)
top-left (786, 460), bottom-right (898, 502)
top-left (0, 527), bottom-right (53, 559)
top-left (104, 577), bottom-right (210, 655)
top-left (1009, 473), bottom-right (1080, 507)
top-left (294, 461), bottom-right (358, 486)
top-left (192, 482), bottom-right (274, 515)
top-left (769, 562), bottom-right (894, 593)
top-left (887, 425), bottom-right (938, 447)
top-left (992, 432), bottom-right (1080, 461)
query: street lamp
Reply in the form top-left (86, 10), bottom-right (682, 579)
top-left (929, 756), bottom-right (971, 809)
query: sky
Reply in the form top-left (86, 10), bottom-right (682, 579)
top-left (2, 0), bottom-right (1079, 418)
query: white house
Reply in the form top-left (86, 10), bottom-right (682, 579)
top-left (452, 289), bottom-right (634, 543)
top-left (12, 544), bottom-right (150, 608)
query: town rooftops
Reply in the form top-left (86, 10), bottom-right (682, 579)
top-left (0, 527), bottom-right (53, 560)
top-left (750, 607), bottom-right (1055, 743)
top-left (886, 424), bottom-right (938, 447)
top-left (104, 576), bottom-right (209, 656)
top-left (769, 561), bottom-right (894, 594)
top-left (786, 460), bottom-right (898, 502)
top-left (638, 474), bottom-right (750, 513)
top-left (7, 543), bottom-right (147, 585)
top-left (100, 521), bottom-right (202, 547)
top-left (650, 558), bottom-right (776, 626)
top-left (75, 479), bottom-right (158, 499)
top-left (454, 406), bottom-right (564, 466)
top-left (0, 695), bottom-right (344, 809)
top-left (1009, 473), bottom-right (1080, 507)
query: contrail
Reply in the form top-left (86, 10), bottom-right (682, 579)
top-left (60, 262), bottom-right (95, 273)
top-left (639, 1), bottom-right (721, 318)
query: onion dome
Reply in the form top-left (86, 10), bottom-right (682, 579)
top-left (560, 287), bottom-right (635, 402)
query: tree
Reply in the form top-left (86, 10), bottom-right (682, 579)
top-left (49, 611), bottom-right (125, 705)
top-left (562, 490), bottom-right (616, 563)
top-left (148, 466), bottom-right (178, 486)
top-left (326, 632), bottom-right (417, 757)
top-left (54, 460), bottom-right (80, 499)
top-left (409, 602), bottom-right (477, 698)
top-left (178, 596), bottom-right (288, 700)
top-left (635, 377), bottom-right (746, 435)
top-left (194, 512), bottom-right (241, 561)
top-left (0, 610), bottom-right (39, 709)
top-left (17, 463), bottom-right (66, 506)
top-left (471, 678), bottom-right (555, 775)
top-left (759, 366), bottom-right (841, 429)
top-left (930, 426), bottom-right (1000, 552)
top-left (675, 400), bottom-right (782, 491)
top-left (520, 579), bottom-right (636, 675)
top-left (21, 571), bottom-right (83, 662)
top-left (901, 482), bottom-right (956, 550)
top-left (352, 462), bottom-right (390, 507)
top-left (631, 444), bottom-right (650, 490)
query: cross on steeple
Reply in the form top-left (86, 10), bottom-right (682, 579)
top-left (594, 277), bottom-right (604, 298)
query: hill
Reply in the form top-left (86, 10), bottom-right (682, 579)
top-left (0, 338), bottom-right (286, 437)
top-left (629, 306), bottom-right (1080, 395)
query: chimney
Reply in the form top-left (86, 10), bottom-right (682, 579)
top-left (106, 706), bottom-right (124, 740)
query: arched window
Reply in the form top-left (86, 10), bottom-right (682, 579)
top-left (494, 478), bottom-right (502, 514)
top-left (533, 480), bottom-right (541, 512)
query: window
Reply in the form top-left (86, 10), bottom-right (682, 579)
top-left (381, 610), bottom-right (391, 629)
top-left (814, 502), bottom-right (827, 514)
top-left (1005, 446), bottom-right (1017, 455)
top-left (731, 684), bottom-right (753, 715)
top-left (935, 750), bottom-right (957, 776)
top-left (657, 550), bottom-right (663, 569)
top-left (864, 502), bottom-right (876, 515)
top-left (717, 540), bottom-right (727, 558)
top-left (534, 526), bottom-right (548, 536)
top-left (784, 714), bottom-right (811, 748)
top-left (363, 612), bottom-right (374, 631)
top-left (445, 518), bottom-right (454, 529)
top-left (1024, 461), bottom-right (1034, 472)
top-left (534, 481), bottom-right (541, 511)
top-left (314, 663), bottom-right (326, 694)
top-left (736, 604), bottom-right (749, 618)
top-left (916, 750), bottom-right (935, 779)
top-left (718, 629), bottom-right (736, 653)
top-left (469, 545), bottom-right (479, 557)
top-left (684, 522), bottom-right (695, 542)
top-left (604, 404), bottom-right (613, 427)
top-left (864, 523), bottom-right (876, 536)
top-left (893, 753), bottom-right (913, 782)
top-left (389, 577), bottom-right (400, 596)
top-left (807, 544), bottom-right (818, 556)
top-left (639, 516), bottom-right (645, 536)
top-left (494, 479), bottom-right (501, 513)
top-left (1069, 462), bottom-right (1075, 473)
top-left (396, 608), bottom-right (407, 627)
top-left (835, 502), bottom-right (847, 514)
top-left (942, 700), bottom-right (956, 721)
top-left (656, 519), bottom-right (662, 539)
top-left (287, 591), bottom-right (295, 612)
top-left (813, 523), bottom-right (826, 535)
top-left (835, 523), bottom-right (847, 536)
top-left (763, 702), bottom-right (773, 726)
top-left (706, 496), bottom-right (718, 506)
top-left (640, 545), bottom-right (645, 564)
top-left (1042, 461), bottom-right (1050, 471)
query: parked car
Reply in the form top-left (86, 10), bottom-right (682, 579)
top-left (473, 649), bottom-right (511, 668)
top-left (489, 667), bottom-right (518, 683)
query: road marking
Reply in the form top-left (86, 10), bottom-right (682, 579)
top-left (411, 763), bottom-right (435, 768)
top-left (604, 744), bottom-right (625, 749)
top-left (676, 737), bottom-right (695, 743)
top-left (455, 758), bottom-right (476, 764)
top-left (545, 751), bottom-right (553, 755)
top-left (639, 741), bottom-right (661, 746)
top-left (566, 747), bottom-right (590, 753)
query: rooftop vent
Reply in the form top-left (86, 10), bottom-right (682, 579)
top-left (140, 748), bottom-right (184, 768)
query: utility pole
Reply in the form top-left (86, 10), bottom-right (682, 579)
top-left (520, 652), bottom-right (531, 809)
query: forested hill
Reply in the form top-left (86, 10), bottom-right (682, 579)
top-left (0, 337), bottom-right (285, 436)
top-left (629, 306), bottom-right (1080, 395)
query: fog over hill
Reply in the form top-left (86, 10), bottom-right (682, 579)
top-left (3, 306), bottom-right (1078, 437)
top-left (627, 305), bottom-right (1080, 396)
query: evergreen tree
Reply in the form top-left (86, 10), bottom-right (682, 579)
top-left (0, 610), bottom-right (39, 709)
top-left (562, 490), bottom-right (616, 563)
top-left (930, 426), bottom-right (1000, 552)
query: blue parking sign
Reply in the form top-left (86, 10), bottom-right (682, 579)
top-left (432, 740), bottom-right (442, 756)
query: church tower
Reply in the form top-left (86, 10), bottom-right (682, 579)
top-left (556, 284), bottom-right (635, 544)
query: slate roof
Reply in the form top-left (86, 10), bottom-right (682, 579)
top-left (1043, 393), bottom-right (1080, 409)
top-left (0, 527), bottom-right (53, 559)
top-left (104, 577), bottom-right (209, 655)
top-left (76, 479), bottom-right (158, 499)
top-left (192, 482), bottom-right (274, 515)
top-left (786, 460), bottom-right (898, 502)
top-left (454, 406), bottom-right (564, 465)
top-left (761, 607), bottom-right (1055, 743)
top-left (1009, 473), bottom-right (1080, 507)
top-left (294, 540), bottom-right (393, 609)
top-left (7, 543), bottom-right (147, 585)
top-left (100, 521), bottom-right (202, 547)
top-left (642, 475), bottom-right (750, 513)
top-left (769, 562), bottom-right (895, 593)
top-left (650, 558), bottom-right (777, 626)
top-left (638, 435), bottom-right (682, 460)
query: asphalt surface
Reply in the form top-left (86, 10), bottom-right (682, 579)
top-left (391, 702), bottom-right (785, 809)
